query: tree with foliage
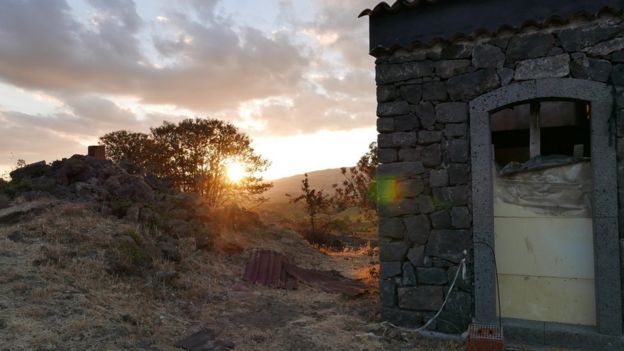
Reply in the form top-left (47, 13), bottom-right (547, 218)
top-left (332, 142), bottom-right (378, 220)
top-left (287, 173), bottom-right (332, 235)
top-left (100, 118), bottom-right (272, 207)
top-left (99, 131), bottom-right (155, 173)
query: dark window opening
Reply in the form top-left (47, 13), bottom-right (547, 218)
top-left (490, 100), bottom-right (591, 167)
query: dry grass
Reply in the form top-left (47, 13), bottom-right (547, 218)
top-left (0, 199), bottom-right (567, 351)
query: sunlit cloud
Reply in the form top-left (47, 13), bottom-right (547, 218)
top-left (0, 0), bottom-right (377, 179)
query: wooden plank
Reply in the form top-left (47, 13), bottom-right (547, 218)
top-left (494, 217), bottom-right (594, 279)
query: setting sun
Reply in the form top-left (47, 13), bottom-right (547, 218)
top-left (226, 161), bottom-right (246, 183)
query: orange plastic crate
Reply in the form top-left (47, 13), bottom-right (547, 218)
top-left (467, 323), bottom-right (504, 351)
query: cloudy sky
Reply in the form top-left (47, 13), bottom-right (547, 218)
top-left (0, 0), bottom-right (376, 179)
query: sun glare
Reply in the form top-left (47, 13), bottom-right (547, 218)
top-left (226, 162), bottom-right (246, 183)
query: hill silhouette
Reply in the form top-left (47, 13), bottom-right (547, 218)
top-left (265, 168), bottom-right (346, 203)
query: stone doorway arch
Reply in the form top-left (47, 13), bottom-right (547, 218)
top-left (469, 78), bottom-right (621, 335)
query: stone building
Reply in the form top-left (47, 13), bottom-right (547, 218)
top-left (361, 0), bottom-right (624, 348)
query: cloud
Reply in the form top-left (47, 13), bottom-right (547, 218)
top-left (0, 0), bottom-right (379, 172)
top-left (0, 0), bottom-right (308, 111)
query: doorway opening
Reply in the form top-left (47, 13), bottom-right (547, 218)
top-left (490, 99), bottom-right (595, 326)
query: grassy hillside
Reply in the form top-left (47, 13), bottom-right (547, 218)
top-left (264, 168), bottom-right (346, 204)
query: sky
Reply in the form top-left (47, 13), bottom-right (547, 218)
top-left (0, 0), bottom-right (376, 180)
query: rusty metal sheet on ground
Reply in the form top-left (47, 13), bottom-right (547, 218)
top-left (174, 329), bottom-right (234, 351)
top-left (242, 250), bottom-right (298, 289)
top-left (242, 250), bottom-right (367, 296)
top-left (285, 264), bottom-right (367, 296)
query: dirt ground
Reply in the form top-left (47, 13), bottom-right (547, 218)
top-left (0, 200), bottom-right (561, 350)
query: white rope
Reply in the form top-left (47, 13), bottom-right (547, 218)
top-left (381, 257), bottom-right (468, 338)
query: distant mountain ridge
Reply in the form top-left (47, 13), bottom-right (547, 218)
top-left (264, 168), bottom-right (346, 203)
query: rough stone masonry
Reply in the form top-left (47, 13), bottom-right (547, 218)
top-left (375, 14), bottom-right (624, 334)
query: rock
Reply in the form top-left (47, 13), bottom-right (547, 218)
top-left (447, 139), bottom-right (469, 163)
top-left (398, 179), bottom-right (424, 198)
top-left (394, 114), bottom-right (419, 131)
top-left (379, 241), bottom-right (409, 262)
top-left (404, 215), bottom-right (430, 245)
top-left (473, 44), bottom-right (504, 68)
top-left (407, 246), bottom-right (426, 266)
top-left (376, 61), bottom-right (434, 84)
top-left (612, 50), bottom-right (624, 63)
top-left (377, 85), bottom-right (397, 102)
top-left (378, 148), bottom-right (397, 163)
top-left (506, 33), bottom-right (555, 62)
top-left (422, 144), bottom-right (442, 168)
top-left (514, 54), bottom-right (570, 80)
top-left (9, 161), bottom-right (48, 181)
top-left (401, 84), bottom-right (422, 104)
top-left (379, 217), bottom-right (406, 239)
top-left (0, 201), bottom-right (50, 224)
top-left (444, 123), bottom-right (467, 138)
top-left (570, 54), bottom-right (612, 82)
top-left (436, 60), bottom-right (471, 79)
top-left (378, 132), bottom-right (417, 148)
top-left (417, 195), bottom-right (434, 214)
top-left (377, 162), bottom-right (425, 178)
top-left (378, 199), bottom-right (419, 217)
top-left (437, 291), bottom-right (472, 334)
top-left (377, 118), bottom-right (394, 133)
top-left (448, 265), bottom-right (471, 292)
top-left (447, 69), bottom-right (499, 101)
top-left (441, 44), bottom-right (472, 59)
top-left (377, 101), bottom-right (411, 117)
top-left (612, 64), bottom-right (624, 86)
top-left (447, 164), bottom-right (469, 185)
top-left (417, 131), bottom-right (442, 145)
top-left (451, 207), bottom-right (471, 228)
top-left (413, 102), bottom-right (435, 129)
top-left (380, 280), bottom-right (397, 307)
top-left (398, 286), bottom-right (444, 311)
top-left (497, 68), bottom-right (514, 86)
top-left (586, 37), bottom-right (624, 57)
top-left (402, 262), bottom-right (417, 286)
top-left (380, 261), bottom-right (403, 278)
top-left (425, 230), bottom-right (471, 262)
top-left (417, 267), bottom-right (448, 285)
top-left (0, 318), bottom-right (6, 329)
top-left (436, 102), bottom-right (468, 123)
top-left (398, 147), bottom-right (422, 162)
top-left (105, 174), bottom-right (155, 203)
top-left (558, 24), bottom-right (622, 52)
top-left (432, 186), bottom-right (469, 207)
top-left (430, 210), bottom-right (451, 229)
top-left (422, 81), bottom-right (447, 101)
top-left (429, 169), bottom-right (448, 188)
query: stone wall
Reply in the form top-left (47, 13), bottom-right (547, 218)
top-left (375, 14), bottom-right (624, 333)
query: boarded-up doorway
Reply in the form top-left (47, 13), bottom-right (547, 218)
top-left (491, 100), bottom-right (595, 325)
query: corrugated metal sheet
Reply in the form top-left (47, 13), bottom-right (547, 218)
top-left (242, 250), bottom-right (368, 296)
top-left (242, 250), bottom-right (298, 290)
top-left (286, 265), bottom-right (367, 296)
